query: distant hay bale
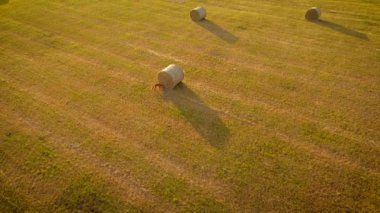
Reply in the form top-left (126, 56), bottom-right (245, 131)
top-left (190, 6), bottom-right (207, 22)
top-left (305, 7), bottom-right (321, 21)
top-left (158, 64), bottom-right (184, 89)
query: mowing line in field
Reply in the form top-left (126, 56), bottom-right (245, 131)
top-left (1, 26), bottom-right (378, 172)
top-left (0, 99), bottom-right (180, 212)
top-left (1, 24), bottom-right (378, 175)
top-left (0, 75), bottom-right (240, 210)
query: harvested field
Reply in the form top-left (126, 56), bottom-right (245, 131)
top-left (0, 0), bottom-right (379, 211)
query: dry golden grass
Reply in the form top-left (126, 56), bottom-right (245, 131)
top-left (0, 0), bottom-right (379, 211)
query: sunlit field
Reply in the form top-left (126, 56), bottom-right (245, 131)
top-left (0, 0), bottom-right (379, 211)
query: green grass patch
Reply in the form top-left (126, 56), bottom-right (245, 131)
top-left (154, 175), bottom-right (226, 212)
top-left (55, 176), bottom-right (126, 212)
top-left (0, 129), bottom-right (63, 178)
top-left (0, 174), bottom-right (28, 213)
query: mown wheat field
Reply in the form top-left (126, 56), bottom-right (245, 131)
top-left (0, 0), bottom-right (379, 212)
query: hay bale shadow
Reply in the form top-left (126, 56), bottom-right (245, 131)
top-left (315, 20), bottom-right (369, 40)
top-left (195, 19), bottom-right (238, 44)
top-left (163, 83), bottom-right (230, 148)
top-left (0, 0), bottom-right (9, 5)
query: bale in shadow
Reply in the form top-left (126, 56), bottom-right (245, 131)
top-left (0, 0), bottom-right (9, 5)
top-left (315, 20), bottom-right (369, 40)
top-left (163, 83), bottom-right (230, 148)
top-left (195, 20), bottom-right (238, 44)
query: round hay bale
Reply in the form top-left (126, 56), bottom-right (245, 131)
top-left (190, 6), bottom-right (206, 22)
top-left (158, 64), bottom-right (184, 89)
top-left (305, 7), bottom-right (321, 21)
